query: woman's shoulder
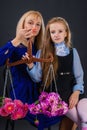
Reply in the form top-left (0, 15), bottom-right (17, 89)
top-left (0, 41), bottom-right (16, 50)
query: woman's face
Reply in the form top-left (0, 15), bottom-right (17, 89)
top-left (49, 22), bottom-right (67, 44)
top-left (24, 14), bottom-right (42, 37)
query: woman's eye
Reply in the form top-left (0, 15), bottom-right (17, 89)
top-left (28, 21), bottom-right (33, 25)
top-left (36, 23), bottom-right (41, 27)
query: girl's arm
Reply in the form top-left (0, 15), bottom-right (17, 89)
top-left (26, 50), bottom-right (42, 82)
top-left (73, 48), bottom-right (84, 94)
top-left (69, 48), bottom-right (84, 109)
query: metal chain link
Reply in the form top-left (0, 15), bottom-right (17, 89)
top-left (3, 66), bottom-right (16, 99)
top-left (43, 63), bottom-right (58, 92)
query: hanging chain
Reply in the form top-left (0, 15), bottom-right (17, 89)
top-left (3, 66), bottom-right (16, 99)
top-left (8, 67), bottom-right (16, 99)
top-left (3, 67), bottom-right (9, 98)
top-left (43, 63), bottom-right (58, 92)
top-left (43, 64), bottom-right (52, 91)
top-left (50, 64), bottom-right (53, 92)
top-left (51, 64), bottom-right (58, 92)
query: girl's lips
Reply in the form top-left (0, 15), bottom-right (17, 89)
top-left (54, 38), bottom-right (60, 41)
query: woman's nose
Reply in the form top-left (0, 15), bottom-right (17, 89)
top-left (32, 24), bottom-right (37, 29)
top-left (32, 26), bottom-right (37, 32)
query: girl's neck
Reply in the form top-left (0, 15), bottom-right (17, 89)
top-left (54, 41), bottom-right (65, 46)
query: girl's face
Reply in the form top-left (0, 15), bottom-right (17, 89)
top-left (24, 14), bottom-right (42, 37)
top-left (49, 22), bottom-right (67, 44)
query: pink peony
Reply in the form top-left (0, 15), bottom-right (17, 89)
top-left (11, 108), bottom-right (24, 120)
top-left (29, 103), bottom-right (41, 115)
top-left (14, 99), bottom-right (23, 107)
top-left (28, 92), bottom-right (69, 117)
top-left (39, 92), bottom-right (48, 102)
top-left (3, 98), bottom-right (12, 104)
top-left (4, 102), bottom-right (15, 114)
top-left (0, 97), bottom-right (28, 120)
top-left (0, 107), bottom-right (9, 116)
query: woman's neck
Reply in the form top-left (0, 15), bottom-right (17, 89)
top-left (25, 38), bottom-right (35, 47)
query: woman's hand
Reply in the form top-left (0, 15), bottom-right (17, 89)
top-left (69, 90), bottom-right (80, 109)
top-left (11, 29), bottom-right (34, 47)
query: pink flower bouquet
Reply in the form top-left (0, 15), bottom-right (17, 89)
top-left (28, 92), bottom-right (68, 117)
top-left (0, 97), bottom-right (28, 120)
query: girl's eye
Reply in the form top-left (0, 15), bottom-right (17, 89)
top-left (50, 31), bottom-right (55, 34)
top-left (59, 30), bottom-right (63, 33)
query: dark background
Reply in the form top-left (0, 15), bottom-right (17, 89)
top-left (0, 0), bottom-right (87, 129)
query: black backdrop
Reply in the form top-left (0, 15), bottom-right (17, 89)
top-left (0, 0), bottom-right (87, 95)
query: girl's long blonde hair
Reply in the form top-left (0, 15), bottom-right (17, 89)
top-left (41, 17), bottom-right (72, 88)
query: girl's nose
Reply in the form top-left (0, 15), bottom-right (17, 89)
top-left (55, 33), bottom-right (58, 37)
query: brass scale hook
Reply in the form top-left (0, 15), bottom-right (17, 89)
top-left (6, 40), bottom-right (53, 67)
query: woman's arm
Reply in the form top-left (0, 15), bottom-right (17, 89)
top-left (0, 41), bottom-right (16, 66)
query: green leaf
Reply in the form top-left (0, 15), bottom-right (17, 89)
top-left (34, 100), bottom-right (39, 105)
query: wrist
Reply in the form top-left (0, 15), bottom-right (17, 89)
top-left (74, 90), bottom-right (80, 95)
top-left (27, 63), bottom-right (34, 70)
top-left (11, 37), bottom-right (21, 47)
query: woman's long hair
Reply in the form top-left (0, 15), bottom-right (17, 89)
top-left (16, 10), bottom-right (45, 50)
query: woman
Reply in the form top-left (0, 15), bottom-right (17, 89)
top-left (0, 10), bottom-right (45, 104)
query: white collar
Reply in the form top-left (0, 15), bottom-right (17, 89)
top-left (54, 42), bottom-right (70, 56)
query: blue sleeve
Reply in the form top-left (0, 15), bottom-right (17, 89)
top-left (27, 50), bottom-right (42, 82)
top-left (73, 48), bottom-right (84, 94)
top-left (0, 41), bottom-right (16, 66)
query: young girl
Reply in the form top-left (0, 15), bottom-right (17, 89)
top-left (26, 17), bottom-right (87, 130)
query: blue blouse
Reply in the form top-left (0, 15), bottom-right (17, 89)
top-left (27, 42), bottom-right (84, 94)
top-left (0, 41), bottom-right (39, 104)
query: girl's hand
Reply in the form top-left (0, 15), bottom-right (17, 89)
top-left (22, 52), bottom-right (34, 69)
top-left (69, 90), bottom-right (80, 109)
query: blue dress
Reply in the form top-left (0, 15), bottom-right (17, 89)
top-left (0, 41), bottom-right (39, 103)
top-left (0, 41), bottom-right (62, 130)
